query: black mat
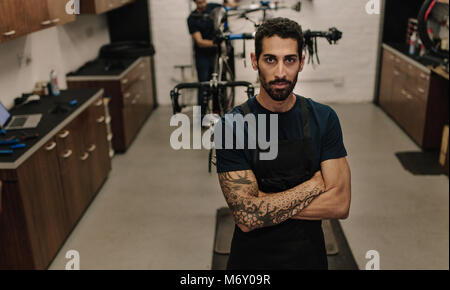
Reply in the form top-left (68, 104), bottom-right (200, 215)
top-left (395, 150), bottom-right (445, 175)
top-left (211, 207), bottom-right (358, 270)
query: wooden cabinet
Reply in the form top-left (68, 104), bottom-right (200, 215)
top-left (80, 0), bottom-right (136, 14)
top-left (0, 0), bottom-right (30, 43)
top-left (46, 0), bottom-right (77, 26)
top-left (0, 0), bottom-right (76, 44)
top-left (378, 45), bottom-right (449, 149)
top-left (0, 91), bottom-right (111, 269)
top-left (67, 57), bottom-right (155, 152)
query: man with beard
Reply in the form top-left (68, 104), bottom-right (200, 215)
top-left (216, 17), bottom-right (351, 270)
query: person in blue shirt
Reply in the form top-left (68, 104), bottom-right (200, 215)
top-left (216, 17), bottom-right (351, 270)
top-left (187, 0), bottom-right (237, 118)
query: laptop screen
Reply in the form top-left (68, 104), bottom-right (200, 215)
top-left (0, 101), bottom-right (11, 127)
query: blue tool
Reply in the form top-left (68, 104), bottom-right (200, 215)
top-left (10, 143), bottom-right (26, 149)
top-left (0, 139), bottom-right (20, 145)
top-left (69, 100), bottom-right (78, 107)
top-left (0, 150), bottom-right (13, 155)
top-left (0, 129), bottom-right (6, 135)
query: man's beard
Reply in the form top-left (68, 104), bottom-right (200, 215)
top-left (259, 69), bottom-right (298, 102)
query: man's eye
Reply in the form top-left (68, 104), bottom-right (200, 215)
top-left (285, 58), bottom-right (296, 63)
top-left (266, 58), bottom-right (275, 63)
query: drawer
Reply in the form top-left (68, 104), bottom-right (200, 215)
top-left (120, 58), bottom-right (150, 92)
top-left (122, 79), bottom-right (146, 107)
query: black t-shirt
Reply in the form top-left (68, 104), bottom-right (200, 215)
top-left (187, 3), bottom-right (222, 56)
top-left (216, 95), bottom-right (348, 173)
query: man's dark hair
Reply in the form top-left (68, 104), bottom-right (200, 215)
top-left (255, 17), bottom-right (304, 61)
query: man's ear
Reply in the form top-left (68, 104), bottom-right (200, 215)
top-left (299, 54), bottom-right (306, 72)
top-left (250, 52), bottom-right (258, 71)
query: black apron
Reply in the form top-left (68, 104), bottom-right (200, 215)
top-left (226, 96), bottom-right (328, 270)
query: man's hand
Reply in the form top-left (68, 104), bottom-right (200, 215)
top-left (291, 157), bottom-right (351, 220)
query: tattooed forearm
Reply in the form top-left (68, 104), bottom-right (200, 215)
top-left (218, 170), bottom-right (324, 231)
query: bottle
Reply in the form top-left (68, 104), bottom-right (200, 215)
top-left (49, 70), bottom-right (60, 96)
top-left (409, 32), bottom-right (417, 55)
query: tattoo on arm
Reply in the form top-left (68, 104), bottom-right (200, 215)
top-left (218, 171), bottom-right (323, 231)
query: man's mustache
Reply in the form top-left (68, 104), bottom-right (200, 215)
top-left (269, 79), bottom-right (292, 85)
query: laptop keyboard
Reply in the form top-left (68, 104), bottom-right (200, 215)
top-left (10, 117), bottom-right (27, 127)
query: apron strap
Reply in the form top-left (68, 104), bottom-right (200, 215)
top-left (240, 100), bottom-right (251, 115)
top-left (299, 96), bottom-right (311, 139)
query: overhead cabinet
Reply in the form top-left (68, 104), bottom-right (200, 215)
top-left (0, 0), bottom-right (76, 43)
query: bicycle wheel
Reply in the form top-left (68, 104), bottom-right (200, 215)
top-left (417, 0), bottom-right (449, 59)
top-left (218, 45), bottom-right (236, 115)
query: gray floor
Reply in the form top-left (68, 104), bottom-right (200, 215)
top-left (49, 102), bottom-right (449, 270)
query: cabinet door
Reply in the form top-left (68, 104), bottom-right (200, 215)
top-left (379, 49), bottom-right (395, 115)
top-left (85, 97), bottom-right (112, 194)
top-left (23, 0), bottom-right (53, 34)
top-left (0, 0), bottom-right (27, 43)
top-left (55, 119), bottom-right (90, 228)
top-left (46, 0), bottom-right (76, 26)
top-left (122, 106), bottom-right (140, 148)
top-left (16, 138), bottom-right (70, 269)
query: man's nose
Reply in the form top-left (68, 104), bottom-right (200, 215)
top-left (274, 62), bottom-right (287, 79)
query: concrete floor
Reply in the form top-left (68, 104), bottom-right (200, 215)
top-left (49, 102), bottom-right (449, 270)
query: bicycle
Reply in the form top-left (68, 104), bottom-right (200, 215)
top-left (417, 0), bottom-right (449, 71)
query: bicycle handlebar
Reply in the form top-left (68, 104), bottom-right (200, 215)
top-left (170, 81), bottom-right (255, 114)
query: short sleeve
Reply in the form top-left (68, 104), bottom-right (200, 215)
top-left (216, 148), bottom-right (251, 173)
top-left (320, 108), bottom-right (347, 162)
top-left (187, 17), bottom-right (198, 34)
top-left (215, 114), bottom-right (252, 173)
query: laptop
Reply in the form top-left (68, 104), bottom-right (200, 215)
top-left (0, 101), bottom-right (42, 130)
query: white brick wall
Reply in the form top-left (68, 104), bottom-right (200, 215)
top-left (151, 0), bottom-right (382, 105)
top-left (0, 15), bottom-right (110, 109)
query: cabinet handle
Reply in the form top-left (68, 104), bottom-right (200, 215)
top-left (58, 130), bottom-right (70, 139)
top-left (41, 20), bottom-right (52, 26)
top-left (88, 144), bottom-right (96, 152)
top-left (394, 70), bottom-right (400, 76)
top-left (95, 99), bottom-right (103, 106)
top-left (135, 94), bottom-right (141, 99)
top-left (97, 116), bottom-right (105, 123)
top-left (131, 99), bottom-right (137, 104)
top-left (52, 18), bottom-right (61, 23)
top-left (418, 87), bottom-right (425, 94)
top-left (107, 133), bottom-right (113, 141)
top-left (122, 78), bottom-right (129, 85)
top-left (106, 116), bottom-right (111, 124)
top-left (124, 92), bottom-right (131, 98)
top-left (80, 152), bottom-right (89, 161)
top-left (3, 30), bottom-right (16, 36)
top-left (401, 89), bottom-right (407, 96)
top-left (140, 75), bottom-right (146, 81)
top-left (61, 150), bottom-right (73, 159)
top-left (45, 142), bottom-right (56, 151)
top-left (140, 63), bottom-right (145, 69)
